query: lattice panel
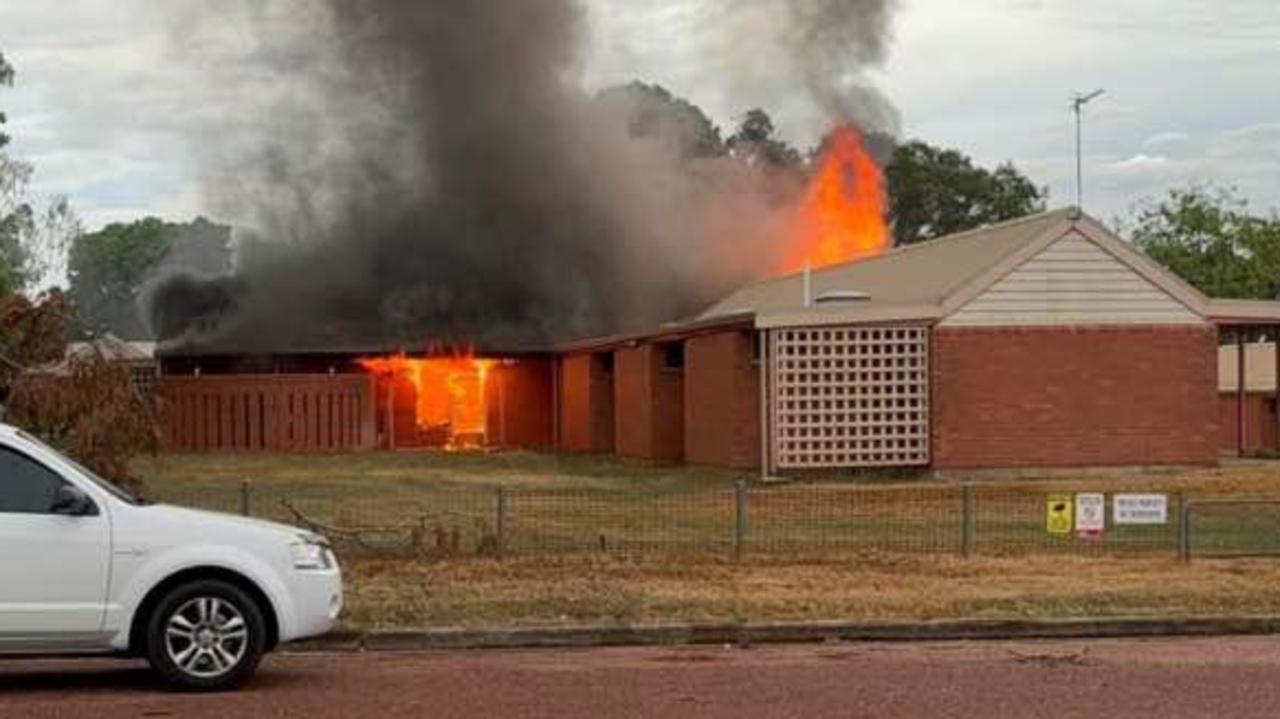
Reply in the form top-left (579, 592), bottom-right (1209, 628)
top-left (771, 325), bottom-right (930, 468)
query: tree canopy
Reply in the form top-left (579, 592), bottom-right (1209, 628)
top-left (885, 140), bottom-right (1046, 246)
top-left (595, 81), bottom-right (725, 159)
top-left (1129, 186), bottom-right (1280, 300)
top-left (0, 50), bottom-right (12, 150)
top-left (69, 216), bottom-right (231, 339)
top-left (0, 50), bottom-right (77, 296)
top-left (0, 50), bottom-right (27, 295)
top-left (726, 108), bottom-right (803, 169)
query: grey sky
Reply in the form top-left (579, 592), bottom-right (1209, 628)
top-left (2, 0), bottom-right (1278, 231)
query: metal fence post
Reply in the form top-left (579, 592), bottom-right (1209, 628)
top-left (495, 485), bottom-right (507, 560)
top-left (733, 479), bottom-right (748, 562)
top-left (961, 483), bottom-right (976, 558)
top-left (240, 480), bottom-right (252, 517)
top-left (1177, 491), bottom-right (1190, 562)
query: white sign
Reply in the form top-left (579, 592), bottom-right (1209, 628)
top-left (1113, 493), bottom-right (1168, 525)
top-left (1075, 493), bottom-right (1105, 532)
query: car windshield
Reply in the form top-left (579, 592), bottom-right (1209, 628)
top-left (15, 430), bottom-right (146, 506)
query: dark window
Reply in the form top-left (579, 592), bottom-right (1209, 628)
top-left (661, 342), bottom-right (685, 371)
top-left (0, 446), bottom-right (68, 514)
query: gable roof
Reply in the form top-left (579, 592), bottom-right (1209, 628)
top-left (698, 207), bottom-right (1234, 329)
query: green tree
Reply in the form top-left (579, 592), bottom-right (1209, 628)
top-left (1129, 186), bottom-right (1280, 299)
top-left (0, 50), bottom-right (13, 149)
top-left (69, 217), bottom-right (231, 339)
top-left (886, 140), bottom-right (1045, 246)
top-left (69, 218), bottom-right (176, 338)
top-left (0, 50), bottom-right (29, 295)
top-left (594, 82), bottom-right (724, 159)
top-left (726, 109), bottom-right (802, 169)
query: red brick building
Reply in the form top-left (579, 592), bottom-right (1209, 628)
top-left (552, 208), bottom-right (1280, 473)
top-left (159, 208), bottom-right (1280, 471)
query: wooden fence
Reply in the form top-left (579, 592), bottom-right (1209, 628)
top-left (160, 374), bottom-right (377, 452)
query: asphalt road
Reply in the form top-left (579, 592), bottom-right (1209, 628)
top-left (4, 636), bottom-right (1280, 718)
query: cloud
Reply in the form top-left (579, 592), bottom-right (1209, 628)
top-left (1142, 131), bottom-right (1189, 148)
top-left (1, 0), bottom-right (1278, 234)
top-left (1104, 153), bottom-right (1175, 175)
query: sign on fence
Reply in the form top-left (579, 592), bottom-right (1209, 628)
top-left (1075, 493), bottom-right (1105, 538)
top-left (1113, 494), bottom-right (1168, 525)
top-left (1046, 494), bottom-right (1073, 534)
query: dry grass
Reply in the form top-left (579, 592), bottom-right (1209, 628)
top-left (131, 452), bottom-right (1280, 560)
top-left (339, 553), bottom-right (1280, 629)
top-left (131, 449), bottom-right (742, 492)
top-left (132, 450), bottom-right (1280, 497)
top-left (131, 452), bottom-right (1280, 628)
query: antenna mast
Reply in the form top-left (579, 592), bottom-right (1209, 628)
top-left (1071, 89), bottom-right (1105, 210)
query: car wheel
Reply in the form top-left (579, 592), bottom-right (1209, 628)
top-left (144, 578), bottom-right (268, 692)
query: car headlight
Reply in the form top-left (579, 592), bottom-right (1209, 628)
top-left (290, 534), bottom-right (333, 570)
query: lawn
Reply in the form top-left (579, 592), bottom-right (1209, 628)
top-left (130, 450), bottom-right (1280, 629)
top-left (341, 553), bottom-right (1280, 630)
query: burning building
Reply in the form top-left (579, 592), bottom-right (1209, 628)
top-left (156, 136), bottom-right (1280, 471)
top-left (150, 1), bottom-right (1280, 471)
top-left (554, 206), bottom-right (1280, 472)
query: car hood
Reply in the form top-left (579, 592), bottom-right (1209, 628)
top-left (130, 503), bottom-right (324, 544)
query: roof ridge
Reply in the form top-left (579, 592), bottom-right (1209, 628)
top-left (762, 207), bottom-right (1077, 284)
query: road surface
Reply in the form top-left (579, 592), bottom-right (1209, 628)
top-left (3, 636), bottom-right (1280, 717)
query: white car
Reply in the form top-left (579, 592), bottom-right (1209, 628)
top-left (0, 423), bottom-right (342, 691)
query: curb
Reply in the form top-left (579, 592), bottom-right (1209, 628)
top-left (285, 616), bottom-right (1280, 653)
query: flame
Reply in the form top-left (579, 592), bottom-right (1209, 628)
top-left (779, 123), bottom-right (890, 274)
top-left (358, 352), bottom-right (494, 447)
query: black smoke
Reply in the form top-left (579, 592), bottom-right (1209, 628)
top-left (151, 0), bottom-right (898, 354)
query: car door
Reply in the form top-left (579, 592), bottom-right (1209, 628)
top-left (0, 444), bottom-right (112, 644)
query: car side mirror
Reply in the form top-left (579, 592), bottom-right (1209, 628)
top-left (50, 485), bottom-right (98, 517)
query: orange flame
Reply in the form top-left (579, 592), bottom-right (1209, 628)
top-left (358, 352), bottom-right (494, 446)
top-left (779, 123), bottom-right (889, 274)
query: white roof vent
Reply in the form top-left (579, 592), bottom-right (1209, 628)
top-left (814, 290), bottom-right (872, 304)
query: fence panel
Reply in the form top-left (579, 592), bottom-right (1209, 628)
top-left (506, 488), bottom-right (733, 556)
top-left (746, 484), bottom-right (962, 555)
top-left (974, 486), bottom-right (1179, 557)
top-left (148, 480), bottom-right (1277, 561)
top-left (1186, 499), bottom-right (1280, 558)
top-left (159, 374), bottom-right (377, 452)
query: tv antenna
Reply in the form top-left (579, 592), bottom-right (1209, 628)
top-left (1071, 89), bottom-right (1105, 210)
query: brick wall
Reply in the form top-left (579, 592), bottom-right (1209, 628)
top-left (1219, 392), bottom-right (1278, 454)
top-left (485, 358), bottom-right (554, 450)
top-left (932, 325), bottom-right (1219, 468)
top-left (684, 330), bottom-right (761, 469)
top-left (558, 354), bottom-right (593, 452)
top-left (556, 353), bottom-right (614, 453)
top-left (613, 344), bottom-right (684, 461)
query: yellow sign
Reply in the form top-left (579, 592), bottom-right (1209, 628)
top-left (1046, 494), bottom-right (1073, 534)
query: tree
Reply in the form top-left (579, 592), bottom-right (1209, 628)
top-left (0, 50), bottom-right (77, 295)
top-left (1, 290), bottom-right (157, 488)
top-left (0, 290), bottom-right (69, 400)
top-left (1129, 186), bottom-right (1280, 300)
top-left (0, 50), bottom-right (12, 150)
top-left (594, 82), bottom-right (725, 159)
top-left (885, 140), bottom-right (1045, 246)
top-left (726, 109), bottom-right (802, 169)
top-left (0, 50), bottom-right (24, 294)
top-left (69, 217), bottom-right (232, 339)
top-left (0, 49), bottom-right (154, 486)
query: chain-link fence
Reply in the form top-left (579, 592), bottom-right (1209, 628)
top-left (147, 479), bottom-right (1276, 561)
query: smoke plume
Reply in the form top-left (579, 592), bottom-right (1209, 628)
top-left (150, 0), bottom-right (899, 354)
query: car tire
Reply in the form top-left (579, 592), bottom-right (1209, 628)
top-left (144, 578), bottom-right (268, 692)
